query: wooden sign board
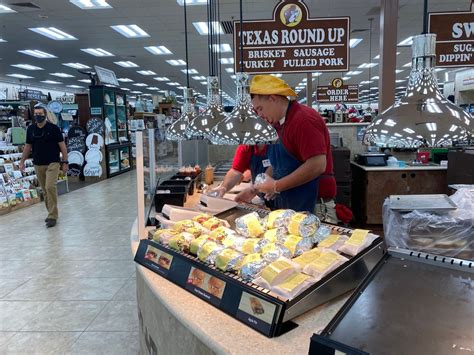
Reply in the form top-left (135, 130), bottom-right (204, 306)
top-left (233, 0), bottom-right (350, 74)
top-left (317, 78), bottom-right (359, 103)
top-left (429, 11), bottom-right (474, 67)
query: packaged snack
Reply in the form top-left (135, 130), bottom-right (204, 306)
top-left (260, 242), bottom-right (292, 262)
top-left (272, 272), bottom-right (315, 300)
top-left (263, 229), bottom-right (278, 243)
top-left (202, 217), bottom-right (229, 231)
top-left (239, 253), bottom-right (268, 281)
top-left (185, 226), bottom-right (206, 238)
top-left (318, 234), bottom-right (349, 251)
top-left (192, 213), bottom-right (213, 224)
top-left (197, 241), bottom-right (225, 264)
top-left (209, 226), bottom-right (236, 243)
top-left (265, 209), bottom-right (295, 229)
top-left (253, 257), bottom-right (301, 289)
top-left (287, 212), bottom-right (320, 238)
top-left (168, 232), bottom-right (195, 253)
top-left (281, 235), bottom-right (314, 257)
top-left (233, 237), bottom-right (269, 254)
top-left (153, 229), bottom-right (179, 245)
top-left (314, 224), bottom-right (332, 243)
top-left (215, 248), bottom-right (244, 272)
top-left (235, 212), bottom-right (265, 238)
top-left (190, 235), bottom-right (211, 255)
top-left (338, 230), bottom-right (378, 256)
top-left (303, 250), bottom-right (348, 281)
top-left (292, 248), bottom-right (322, 268)
top-left (172, 219), bottom-right (197, 232)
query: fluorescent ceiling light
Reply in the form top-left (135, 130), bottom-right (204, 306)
top-left (63, 62), bottom-right (90, 70)
top-left (225, 68), bottom-right (234, 73)
top-left (166, 59), bottom-right (186, 66)
top-left (6, 74), bottom-right (34, 79)
top-left (341, 76), bottom-right (351, 81)
top-left (397, 36), bottom-right (413, 46)
top-left (192, 76), bottom-right (206, 80)
top-left (114, 61), bottom-right (138, 68)
top-left (360, 80), bottom-right (373, 84)
top-left (403, 62), bottom-right (411, 67)
top-left (154, 77), bottom-right (169, 81)
top-left (41, 80), bottom-right (62, 84)
top-left (137, 70), bottom-right (156, 75)
top-left (167, 82), bottom-right (180, 86)
top-left (120, 87), bottom-right (130, 91)
top-left (200, 81), bottom-right (207, 85)
top-left (358, 63), bottom-right (377, 69)
top-left (177, 0), bottom-right (206, 5)
top-left (181, 68), bottom-right (198, 74)
top-left (29, 27), bottom-right (77, 40)
top-left (220, 57), bottom-right (234, 64)
top-left (131, 91), bottom-right (142, 94)
top-left (312, 72), bottom-right (322, 77)
top-left (396, 86), bottom-right (406, 89)
top-left (0, 5), bottom-right (16, 13)
top-left (50, 72), bottom-right (75, 78)
top-left (0, 38), bottom-right (6, 42)
top-left (434, 68), bottom-right (445, 72)
top-left (133, 83), bottom-right (148, 87)
top-left (396, 79), bottom-right (405, 83)
top-left (70, 0), bottom-right (112, 9)
top-left (111, 24), bottom-right (149, 38)
top-left (270, 74), bottom-right (283, 78)
top-left (148, 87), bottom-right (160, 90)
top-left (395, 69), bottom-right (404, 74)
top-left (347, 70), bottom-right (362, 75)
top-left (211, 43), bottom-right (232, 53)
top-left (18, 49), bottom-right (57, 58)
top-left (145, 45), bottom-right (172, 55)
top-left (371, 75), bottom-right (379, 80)
top-left (349, 38), bottom-right (363, 48)
top-left (230, 75), bottom-right (237, 79)
top-left (193, 21), bottom-right (224, 35)
top-left (81, 48), bottom-right (113, 56)
top-left (78, 79), bottom-right (91, 83)
top-left (370, 87), bottom-right (378, 90)
top-left (11, 64), bottom-right (43, 71)
top-left (67, 85), bottom-right (84, 89)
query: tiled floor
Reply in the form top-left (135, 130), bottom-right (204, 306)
top-left (0, 172), bottom-right (139, 354)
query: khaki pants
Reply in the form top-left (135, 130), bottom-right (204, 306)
top-left (35, 163), bottom-right (60, 220)
top-left (314, 198), bottom-right (338, 224)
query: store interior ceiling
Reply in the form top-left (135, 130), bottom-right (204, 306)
top-left (0, 0), bottom-right (471, 106)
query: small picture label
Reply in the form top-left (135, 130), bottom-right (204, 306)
top-left (185, 267), bottom-right (226, 307)
top-left (236, 292), bottom-right (277, 334)
top-left (144, 245), bottom-right (173, 276)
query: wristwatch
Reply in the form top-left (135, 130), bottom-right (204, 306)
top-left (60, 160), bottom-right (69, 165)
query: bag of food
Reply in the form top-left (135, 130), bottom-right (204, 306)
top-left (202, 217), bottom-right (229, 231)
top-left (153, 229), bottom-right (179, 245)
top-left (338, 230), bottom-right (378, 256)
top-left (197, 240), bottom-right (225, 264)
top-left (271, 272), bottom-right (315, 300)
top-left (263, 228), bottom-right (288, 243)
top-left (235, 212), bottom-right (265, 238)
top-left (209, 226), bottom-right (236, 243)
top-left (303, 250), bottom-right (348, 281)
top-left (265, 209), bottom-right (295, 229)
top-left (172, 220), bottom-right (197, 232)
top-left (313, 224), bottom-right (332, 243)
top-left (253, 257), bottom-right (301, 289)
top-left (215, 248), bottom-right (244, 272)
top-left (280, 235), bottom-right (314, 257)
top-left (239, 253), bottom-right (268, 281)
top-left (292, 248), bottom-right (322, 268)
top-left (190, 235), bottom-right (211, 255)
top-left (192, 213), bottom-right (213, 224)
top-left (233, 237), bottom-right (269, 254)
top-left (318, 234), bottom-right (349, 251)
top-left (287, 212), bottom-right (320, 238)
top-left (168, 232), bottom-right (195, 253)
top-left (260, 243), bottom-right (292, 262)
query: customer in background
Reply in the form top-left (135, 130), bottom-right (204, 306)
top-left (19, 105), bottom-right (68, 228)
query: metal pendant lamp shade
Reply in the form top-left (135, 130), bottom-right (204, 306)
top-left (166, 88), bottom-right (196, 141)
top-left (210, 72), bottom-right (278, 145)
top-left (364, 34), bottom-right (473, 148)
top-left (186, 76), bottom-right (228, 140)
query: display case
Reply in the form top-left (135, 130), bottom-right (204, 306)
top-left (105, 142), bottom-right (132, 178)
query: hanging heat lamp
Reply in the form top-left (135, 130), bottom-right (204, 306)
top-left (210, 0), bottom-right (278, 145)
top-left (166, 0), bottom-right (196, 141)
top-left (363, 0), bottom-right (473, 148)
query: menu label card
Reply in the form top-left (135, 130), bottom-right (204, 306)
top-left (236, 291), bottom-right (277, 334)
top-left (185, 267), bottom-right (226, 307)
top-left (143, 245), bottom-right (173, 276)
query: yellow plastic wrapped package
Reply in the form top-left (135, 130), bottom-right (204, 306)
top-left (281, 235), bottom-right (314, 257)
top-left (189, 235), bottom-right (211, 255)
top-left (271, 272), bottom-right (315, 300)
top-left (215, 248), bottom-right (244, 272)
top-left (153, 229), bottom-right (179, 245)
top-left (318, 234), bottom-right (349, 251)
top-left (260, 243), bottom-right (292, 262)
top-left (253, 257), bottom-right (301, 289)
top-left (209, 226), bottom-right (236, 243)
top-left (292, 248), bottom-right (322, 268)
top-left (168, 232), bottom-right (195, 253)
top-left (303, 250), bottom-right (349, 281)
top-left (239, 253), bottom-right (268, 281)
top-left (197, 240), bottom-right (225, 264)
top-left (235, 212), bottom-right (265, 238)
top-left (202, 217), bottom-right (229, 231)
top-left (338, 230), bottom-right (378, 256)
top-left (192, 213), bottom-right (213, 225)
top-left (287, 212), bottom-right (320, 238)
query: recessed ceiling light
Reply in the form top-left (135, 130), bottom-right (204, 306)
top-left (6, 74), bottom-right (34, 79)
top-left (81, 48), bottom-right (113, 57)
top-left (114, 61), bottom-right (139, 68)
top-left (131, 91), bottom-right (142, 94)
top-left (29, 27), bottom-right (77, 40)
top-left (396, 79), bottom-right (405, 83)
top-left (220, 58), bottom-right (234, 64)
top-left (117, 78), bottom-right (133, 82)
top-left (181, 68), bottom-right (198, 74)
top-left (358, 62), bottom-right (378, 69)
top-left (230, 75), bottom-right (237, 79)
top-left (0, 5), bottom-right (16, 13)
top-left (371, 75), bottom-right (379, 80)
top-left (225, 68), bottom-right (234, 73)
top-left (78, 79), bottom-right (91, 83)
top-left (349, 38), bottom-right (363, 48)
top-left (192, 76), bottom-right (206, 80)
top-left (11, 64), bottom-right (44, 71)
top-left (137, 70), bottom-right (156, 75)
top-left (18, 49), bottom-right (57, 59)
top-left (144, 46), bottom-right (172, 55)
top-left (67, 85), bottom-right (84, 89)
top-left (211, 44), bottom-right (232, 53)
top-left (41, 80), bottom-right (62, 84)
top-left (133, 83), bottom-right (148, 87)
top-left (121, 88), bottom-right (130, 91)
top-left (341, 76), bottom-right (351, 81)
top-left (177, 0), bottom-right (206, 5)
top-left (402, 62), bottom-right (412, 67)
top-left (63, 62), bottom-right (90, 69)
top-left (69, 0), bottom-right (112, 9)
top-left (154, 77), bottom-right (169, 81)
top-left (397, 36), bottom-right (413, 47)
top-left (312, 72), bottom-right (322, 77)
top-left (193, 21), bottom-right (223, 35)
top-left (111, 24), bottom-right (150, 38)
top-left (347, 70), bottom-right (363, 75)
top-left (50, 72), bottom-right (75, 78)
top-left (360, 80), bottom-right (373, 84)
top-left (166, 59), bottom-right (186, 66)
top-left (167, 82), bottom-right (180, 86)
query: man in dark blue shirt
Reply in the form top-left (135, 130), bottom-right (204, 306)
top-left (20, 106), bottom-right (68, 227)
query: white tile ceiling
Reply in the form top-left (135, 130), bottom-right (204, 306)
top-left (0, 0), bottom-right (471, 104)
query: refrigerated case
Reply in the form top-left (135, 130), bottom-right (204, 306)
top-left (105, 142), bottom-right (132, 177)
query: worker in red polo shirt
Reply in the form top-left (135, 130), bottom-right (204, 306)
top-left (236, 75), bottom-right (337, 218)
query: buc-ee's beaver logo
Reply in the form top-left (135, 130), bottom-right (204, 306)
top-left (332, 78), bottom-right (343, 88)
top-left (280, 4), bottom-right (302, 27)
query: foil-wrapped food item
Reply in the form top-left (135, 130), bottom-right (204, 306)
top-left (189, 235), bottom-right (211, 255)
top-left (279, 235), bottom-right (314, 257)
top-left (153, 229), bottom-right (179, 245)
top-left (232, 237), bottom-right (269, 255)
top-left (168, 232), bottom-right (195, 253)
top-left (265, 209), bottom-right (295, 229)
top-left (209, 226), bottom-right (237, 243)
top-left (239, 253), bottom-right (268, 281)
top-left (197, 240), bottom-right (225, 264)
top-left (215, 248), bottom-right (244, 272)
top-left (260, 242), bottom-right (292, 262)
top-left (287, 212), bottom-right (320, 238)
top-left (313, 224), bottom-right (332, 244)
top-left (254, 173), bottom-right (269, 186)
top-left (235, 212), bottom-right (265, 238)
top-left (254, 257), bottom-right (301, 289)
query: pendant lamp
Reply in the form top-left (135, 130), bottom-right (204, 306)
top-left (166, 87), bottom-right (196, 141)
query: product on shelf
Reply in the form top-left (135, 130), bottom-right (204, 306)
top-left (318, 234), bottom-right (349, 251)
top-left (168, 232), bottom-right (195, 253)
top-left (215, 248), bottom-right (244, 272)
top-left (260, 243), bottom-right (292, 262)
top-left (254, 257), bottom-right (301, 289)
top-left (265, 209), bottom-right (296, 229)
top-left (303, 250), bottom-right (349, 281)
top-left (287, 212), bottom-right (320, 238)
top-left (271, 272), bottom-right (315, 299)
top-left (338, 230), bottom-right (378, 256)
top-left (239, 253), bottom-right (269, 281)
top-left (235, 212), bottom-right (266, 238)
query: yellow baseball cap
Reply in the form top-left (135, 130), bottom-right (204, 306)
top-left (250, 75), bottom-right (297, 98)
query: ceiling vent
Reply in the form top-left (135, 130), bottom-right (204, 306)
top-left (9, 2), bottom-right (41, 9)
top-left (221, 21), bottom-right (233, 34)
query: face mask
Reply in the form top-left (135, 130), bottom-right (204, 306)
top-left (34, 115), bottom-right (46, 123)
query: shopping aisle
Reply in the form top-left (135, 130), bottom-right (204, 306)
top-left (0, 172), bottom-right (139, 354)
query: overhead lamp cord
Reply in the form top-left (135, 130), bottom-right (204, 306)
top-left (184, 0), bottom-right (190, 88)
top-left (368, 18), bottom-right (373, 107)
top-left (239, 0), bottom-right (244, 72)
top-left (217, 0), bottom-right (222, 101)
top-left (422, 0), bottom-right (428, 34)
top-left (207, 0), bottom-right (211, 76)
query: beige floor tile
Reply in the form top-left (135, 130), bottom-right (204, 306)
top-left (0, 332), bottom-right (16, 347)
top-left (112, 279), bottom-right (138, 302)
top-left (0, 279), bottom-right (30, 298)
top-left (87, 301), bottom-right (139, 332)
top-left (68, 331), bottom-right (139, 355)
top-left (0, 301), bottom-right (51, 331)
top-left (0, 331), bottom-right (81, 354)
top-left (21, 301), bottom-right (108, 331)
